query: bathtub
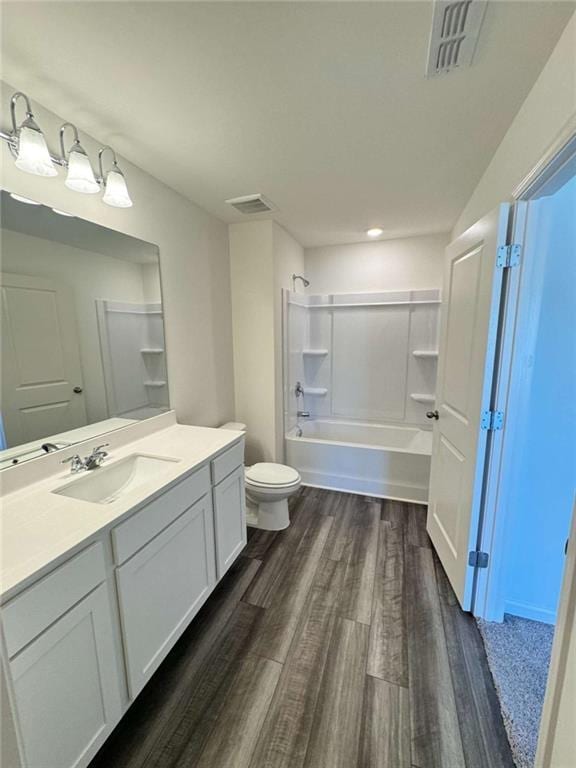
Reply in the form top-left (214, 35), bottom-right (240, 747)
top-left (285, 420), bottom-right (432, 503)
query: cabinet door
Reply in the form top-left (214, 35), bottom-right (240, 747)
top-left (213, 465), bottom-right (247, 580)
top-left (9, 584), bottom-right (122, 768)
top-left (116, 495), bottom-right (216, 698)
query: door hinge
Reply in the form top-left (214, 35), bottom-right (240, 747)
top-left (481, 410), bottom-right (504, 431)
top-left (497, 244), bottom-right (521, 268)
top-left (468, 550), bottom-right (489, 569)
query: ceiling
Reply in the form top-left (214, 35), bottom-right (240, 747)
top-left (1, 1), bottom-right (573, 246)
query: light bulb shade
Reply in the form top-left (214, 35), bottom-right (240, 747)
top-left (102, 168), bottom-right (133, 208)
top-left (65, 149), bottom-right (100, 194)
top-left (15, 125), bottom-right (58, 177)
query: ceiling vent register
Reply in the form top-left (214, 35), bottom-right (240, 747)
top-left (225, 194), bottom-right (275, 214)
top-left (426, 0), bottom-right (487, 77)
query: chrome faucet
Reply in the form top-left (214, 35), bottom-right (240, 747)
top-left (62, 444), bottom-right (109, 473)
top-left (297, 410), bottom-right (310, 418)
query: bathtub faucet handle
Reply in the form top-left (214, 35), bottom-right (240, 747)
top-left (297, 410), bottom-right (311, 418)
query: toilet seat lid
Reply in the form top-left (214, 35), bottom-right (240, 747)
top-left (245, 462), bottom-right (300, 486)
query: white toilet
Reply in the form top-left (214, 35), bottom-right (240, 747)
top-left (220, 422), bottom-right (301, 530)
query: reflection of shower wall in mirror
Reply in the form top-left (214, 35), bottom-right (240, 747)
top-left (96, 299), bottom-right (169, 419)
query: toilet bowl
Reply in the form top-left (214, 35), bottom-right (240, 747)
top-left (219, 423), bottom-right (301, 530)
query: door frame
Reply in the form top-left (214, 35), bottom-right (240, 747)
top-left (472, 123), bottom-right (576, 621)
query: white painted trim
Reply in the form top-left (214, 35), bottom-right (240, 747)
top-left (504, 601), bottom-right (556, 626)
top-left (513, 114), bottom-right (576, 201)
top-left (535, 501), bottom-right (576, 767)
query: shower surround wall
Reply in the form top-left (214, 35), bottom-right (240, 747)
top-left (285, 289), bottom-right (440, 429)
top-left (284, 288), bottom-right (441, 500)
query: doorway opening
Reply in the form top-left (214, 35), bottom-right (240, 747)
top-left (475, 145), bottom-right (576, 768)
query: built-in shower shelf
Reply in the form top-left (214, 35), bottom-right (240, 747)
top-left (412, 350), bottom-right (439, 359)
top-left (410, 393), bottom-right (435, 404)
top-left (303, 387), bottom-right (328, 396)
top-left (141, 348), bottom-right (165, 354)
top-left (144, 380), bottom-right (167, 388)
top-left (303, 349), bottom-right (328, 357)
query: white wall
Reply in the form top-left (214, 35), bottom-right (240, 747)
top-left (228, 219), bottom-right (304, 464)
top-left (1, 229), bottom-right (158, 424)
top-left (0, 79), bottom-right (235, 428)
top-left (304, 233), bottom-right (448, 294)
top-left (273, 223), bottom-right (305, 459)
top-left (229, 220), bottom-right (276, 464)
top-left (454, 11), bottom-right (576, 236)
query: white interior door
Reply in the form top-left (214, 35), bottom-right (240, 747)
top-left (1, 272), bottom-right (87, 447)
top-left (427, 205), bottom-right (510, 609)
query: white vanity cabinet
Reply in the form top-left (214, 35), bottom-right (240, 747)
top-left (2, 545), bottom-right (122, 768)
top-left (1, 431), bottom-right (246, 768)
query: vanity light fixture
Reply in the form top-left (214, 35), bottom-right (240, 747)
top-left (9, 92), bottom-right (57, 177)
top-left (366, 227), bottom-right (384, 238)
top-left (99, 146), bottom-right (133, 208)
top-left (1, 90), bottom-right (133, 208)
top-left (60, 122), bottom-right (99, 194)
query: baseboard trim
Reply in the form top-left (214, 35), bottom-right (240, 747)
top-left (504, 600), bottom-right (556, 625)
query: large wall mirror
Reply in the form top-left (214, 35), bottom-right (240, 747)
top-left (0, 190), bottom-right (169, 468)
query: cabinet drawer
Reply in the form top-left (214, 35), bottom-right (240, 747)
top-left (3, 543), bottom-right (106, 658)
top-left (211, 440), bottom-right (244, 485)
top-left (112, 466), bottom-right (210, 565)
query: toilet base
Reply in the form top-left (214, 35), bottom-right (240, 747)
top-left (245, 497), bottom-right (290, 531)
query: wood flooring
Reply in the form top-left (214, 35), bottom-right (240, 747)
top-left (89, 487), bottom-right (514, 768)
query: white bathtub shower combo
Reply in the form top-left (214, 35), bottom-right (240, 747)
top-left (283, 289), bottom-right (441, 503)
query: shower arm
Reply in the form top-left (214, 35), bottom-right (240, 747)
top-left (292, 273), bottom-right (310, 290)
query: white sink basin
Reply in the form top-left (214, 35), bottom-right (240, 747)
top-left (54, 454), bottom-right (180, 504)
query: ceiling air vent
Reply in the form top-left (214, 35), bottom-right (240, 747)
top-left (426, 0), bottom-right (487, 77)
top-left (225, 194), bottom-right (275, 215)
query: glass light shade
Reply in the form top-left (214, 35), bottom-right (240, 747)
top-left (102, 168), bottom-right (133, 208)
top-left (15, 125), bottom-right (58, 177)
top-left (65, 149), bottom-right (100, 194)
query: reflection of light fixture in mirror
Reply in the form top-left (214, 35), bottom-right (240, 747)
top-left (52, 208), bottom-right (75, 217)
top-left (59, 122), bottom-right (99, 194)
top-left (9, 92), bottom-right (57, 177)
top-left (9, 193), bottom-right (41, 205)
top-left (99, 146), bottom-right (133, 208)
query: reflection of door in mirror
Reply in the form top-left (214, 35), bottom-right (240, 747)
top-left (0, 272), bottom-right (87, 447)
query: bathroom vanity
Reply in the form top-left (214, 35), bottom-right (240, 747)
top-left (0, 417), bottom-right (246, 768)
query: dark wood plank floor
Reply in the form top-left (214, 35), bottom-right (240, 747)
top-left (89, 487), bottom-right (514, 768)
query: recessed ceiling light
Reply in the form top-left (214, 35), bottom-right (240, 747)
top-left (366, 227), bottom-right (384, 238)
top-left (52, 208), bottom-right (75, 217)
top-left (10, 193), bottom-right (41, 205)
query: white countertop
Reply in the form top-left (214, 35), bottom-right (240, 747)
top-left (0, 423), bottom-right (243, 603)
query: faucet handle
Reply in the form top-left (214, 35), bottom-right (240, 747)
top-left (62, 454), bottom-right (85, 473)
top-left (91, 443), bottom-right (109, 456)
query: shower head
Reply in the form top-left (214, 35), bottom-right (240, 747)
top-left (292, 273), bottom-right (310, 289)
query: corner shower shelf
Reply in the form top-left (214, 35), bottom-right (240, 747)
top-left (141, 348), bottom-right (165, 354)
top-left (412, 350), bottom-right (439, 359)
top-left (144, 380), bottom-right (167, 388)
top-left (303, 387), bottom-right (328, 396)
top-left (303, 349), bottom-right (329, 357)
top-left (410, 393), bottom-right (435, 404)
